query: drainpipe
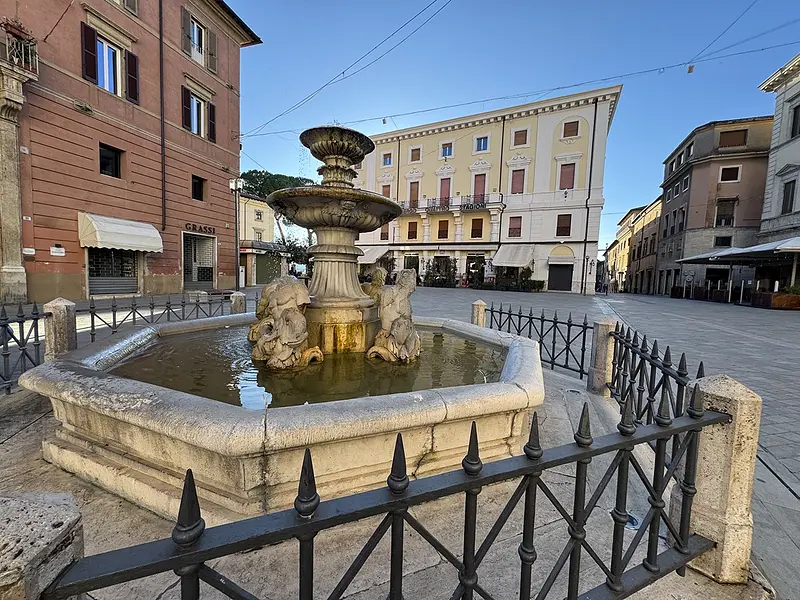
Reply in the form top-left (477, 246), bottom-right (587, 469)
top-left (496, 117), bottom-right (507, 252)
top-left (580, 99), bottom-right (598, 295)
top-left (159, 0), bottom-right (166, 231)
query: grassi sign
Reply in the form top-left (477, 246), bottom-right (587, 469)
top-left (185, 223), bottom-right (216, 235)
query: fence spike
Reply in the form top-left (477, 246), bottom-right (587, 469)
top-left (583, 314), bottom-right (588, 327)
top-left (640, 335), bottom-right (648, 354)
top-left (0, 305), bottom-right (7, 321)
top-left (663, 346), bottom-right (672, 368)
top-left (678, 353), bottom-right (688, 377)
top-left (524, 412), bottom-right (543, 460)
top-left (490, 302), bottom-right (494, 312)
top-left (655, 386), bottom-right (673, 427)
top-left (614, 322), bottom-right (620, 334)
top-left (89, 297), bottom-right (95, 311)
top-left (632, 331), bottom-right (639, 347)
top-left (568, 312), bottom-right (573, 324)
top-left (687, 386), bottom-right (704, 419)
top-left (17, 303), bottom-right (24, 319)
top-left (31, 302), bottom-right (39, 317)
top-left (618, 396), bottom-right (636, 436)
top-left (387, 433), bottom-right (409, 494)
top-left (529, 306), bottom-right (534, 319)
top-left (172, 469), bottom-right (205, 548)
top-left (650, 339), bottom-right (659, 359)
top-left (462, 421), bottom-right (483, 476)
top-left (624, 327), bottom-right (631, 342)
top-left (295, 448), bottom-right (320, 518)
top-left (696, 361), bottom-right (705, 378)
top-left (574, 403), bottom-right (593, 447)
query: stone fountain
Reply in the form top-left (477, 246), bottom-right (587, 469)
top-left (267, 127), bottom-right (402, 355)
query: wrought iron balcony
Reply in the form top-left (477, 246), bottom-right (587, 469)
top-left (400, 201), bottom-right (420, 215)
top-left (1, 19), bottom-right (38, 75)
top-left (426, 197), bottom-right (451, 213)
top-left (459, 195), bottom-right (487, 211)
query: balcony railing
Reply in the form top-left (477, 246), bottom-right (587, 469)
top-left (426, 197), bottom-right (451, 212)
top-left (400, 201), bottom-right (419, 215)
top-left (1, 20), bottom-right (38, 75)
top-left (459, 195), bottom-right (487, 211)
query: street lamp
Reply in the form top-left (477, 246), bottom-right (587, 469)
top-left (229, 178), bottom-right (243, 291)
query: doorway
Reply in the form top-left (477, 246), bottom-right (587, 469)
top-left (87, 248), bottom-right (139, 295)
top-left (547, 264), bottom-right (574, 291)
top-left (183, 233), bottom-right (215, 290)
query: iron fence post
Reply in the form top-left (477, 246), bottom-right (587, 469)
top-left (89, 297), bottom-right (96, 343)
top-left (565, 313), bottom-right (573, 370)
top-left (550, 311), bottom-right (558, 372)
top-left (295, 449), bottom-right (319, 600)
top-left (644, 391), bottom-right (672, 572)
top-left (645, 340), bottom-right (659, 425)
top-left (171, 470), bottom-right (205, 600)
top-left (131, 296), bottom-right (137, 326)
top-left (608, 397), bottom-right (635, 591)
top-left (181, 295), bottom-right (186, 320)
top-left (580, 314), bottom-right (588, 379)
top-left (568, 404), bottom-right (592, 600)
top-left (111, 296), bottom-right (117, 334)
top-left (460, 422), bottom-right (482, 600)
top-left (166, 296), bottom-right (172, 322)
top-left (387, 434), bottom-right (409, 600)
top-left (150, 296), bottom-right (155, 321)
top-left (1, 306), bottom-right (9, 393)
top-left (677, 387), bottom-right (703, 576)
top-left (31, 302), bottom-right (41, 367)
top-left (519, 413), bottom-right (542, 600)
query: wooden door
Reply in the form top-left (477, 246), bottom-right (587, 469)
top-left (409, 181), bottom-right (419, 208)
top-left (439, 178), bottom-right (451, 201)
top-left (474, 174), bottom-right (486, 200)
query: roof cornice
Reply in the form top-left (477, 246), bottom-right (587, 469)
top-left (760, 53), bottom-right (800, 92)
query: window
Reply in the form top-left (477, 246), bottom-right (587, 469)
top-left (508, 216), bottom-right (522, 238)
top-left (670, 210), bottom-right (676, 235)
top-left (677, 152), bottom-right (684, 166)
top-left (382, 153), bottom-right (392, 167)
top-left (254, 210), bottom-right (263, 221)
top-left (649, 237), bottom-right (656, 254)
top-left (441, 142), bottom-right (453, 158)
top-left (677, 207), bottom-right (685, 232)
top-left (380, 223), bottom-right (389, 241)
top-left (409, 181), bottom-right (419, 207)
top-left (513, 129), bottom-right (528, 147)
top-left (99, 144), bottom-right (122, 178)
top-left (719, 130), bottom-right (747, 148)
top-left (438, 220), bottom-right (449, 239)
top-left (191, 175), bottom-right (205, 201)
top-left (189, 18), bottom-right (204, 64)
top-left (254, 230), bottom-right (263, 242)
top-left (663, 215), bottom-right (669, 238)
top-left (674, 183), bottom-right (680, 197)
top-left (471, 218), bottom-right (483, 239)
top-left (410, 147), bottom-right (421, 162)
top-left (182, 86), bottom-right (211, 138)
top-left (407, 221), bottom-right (418, 240)
top-left (563, 121), bottom-right (579, 138)
top-left (511, 169), bottom-right (525, 194)
top-left (181, 7), bottom-right (217, 72)
top-left (669, 160), bottom-right (676, 173)
top-left (475, 136), bottom-right (489, 152)
top-left (714, 236), bottom-right (732, 247)
top-left (682, 176), bottom-right (690, 191)
top-left (95, 37), bottom-right (120, 94)
top-left (715, 199), bottom-right (735, 227)
top-left (792, 105), bottom-right (800, 139)
top-left (556, 214), bottom-right (571, 237)
top-left (666, 189), bottom-right (672, 201)
top-left (687, 142), bottom-right (694, 157)
top-left (782, 180), bottom-right (796, 215)
top-left (719, 166), bottom-right (740, 182)
top-left (559, 163), bottom-right (575, 190)
top-left (381, 185), bottom-right (391, 198)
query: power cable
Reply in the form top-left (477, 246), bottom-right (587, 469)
top-left (243, 39), bottom-right (800, 140)
top-left (239, 0), bottom-right (450, 139)
top-left (689, 0), bottom-right (759, 63)
top-left (694, 15), bottom-right (800, 60)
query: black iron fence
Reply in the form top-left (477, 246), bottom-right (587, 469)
top-left (486, 303), bottom-right (591, 379)
top-left (1, 303), bottom-right (45, 394)
top-left (43, 400), bottom-right (729, 600)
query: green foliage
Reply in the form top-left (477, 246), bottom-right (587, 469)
top-left (283, 237), bottom-right (309, 266)
top-left (781, 285), bottom-right (800, 295)
top-left (532, 280), bottom-right (545, 291)
top-left (240, 170), bottom-right (314, 197)
top-left (520, 266), bottom-right (533, 280)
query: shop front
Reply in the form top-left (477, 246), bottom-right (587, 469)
top-left (183, 224), bottom-right (217, 291)
top-left (491, 244), bottom-right (535, 291)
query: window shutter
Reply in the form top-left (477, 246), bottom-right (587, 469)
top-left (409, 181), bottom-right (419, 203)
top-left (473, 173), bottom-right (486, 197)
top-left (513, 130), bottom-right (527, 146)
top-left (559, 163), bottom-right (575, 190)
top-left (81, 22), bottom-right (98, 84)
top-left (563, 121), bottom-right (579, 137)
top-left (181, 86), bottom-right (192, 130)
top-left (123, 0), bottom-right (138, 15)
top-left (207, 29), bottom-right (217, 73)
top-left (208, 102), bottom-right (216, 142)
top-left (511, 169), bottom-right (524, 194)
top-left (181, 6), bottom-right (192, 55)
top-left (124, 51), bottom-right (139, 104)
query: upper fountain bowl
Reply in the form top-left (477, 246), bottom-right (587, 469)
top-left (300, 126), bottom-right (375, 165)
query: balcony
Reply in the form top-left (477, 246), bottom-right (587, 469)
top-left (458, 195), bottom-right (487, 211)
top-left (400, 201), bottom-right (420, 215)
top-left (1, 19), bottom-right (38, 76)
top-left (426, 197), bottom-right (451, 213)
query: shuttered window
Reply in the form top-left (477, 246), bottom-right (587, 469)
top-left (715, 199), bottom-right (735, 226)
top-left (470, 218), bottom-right (483, 239)
top-left (380, 223), bottom-right (389, 240)
top-left (513, 129), bottom-right (527, 146)
top-left (410, 147), bottom-right (421, 162)
top-left (508, 216), bottom-right (522, 238)
top-left (473, 173), bottom-right (486, 198)
top-left (438, 220), bottom-right (449, 239)
top-left (181, 7), bottom-right (192, 55)
top-left (81, 22), bottom-right (98, 84)
top-left (208, 103), bottom-right (216, 143)
top-left (181, 86), bottom-right (192, 130)
top-left (719, 129), bottom-right (747, 147)
top-left (439, 177), bottom-right (451, 199)
top-left (407, 221), bottom-right (418, 240)
top-left (556, 214), bottom-right (572, 237)
top-left (207, 30), bottom-right (218, 73)
top-left (559, 163), bottom-right (576, 190)
top-left (381, 185), bottom-right (391, 198)
top-left (782, 181), bottom-right (797, 215)
top-left (511, 169), bottom-right (524, 194)
top-left (792, 105), bottom-right (800, 139)
top-left (125, 50), bottom-right (139, 104)
top-left (563, 121), bottom-right (579, 137)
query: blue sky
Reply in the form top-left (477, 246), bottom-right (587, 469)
top-left (229, 0), bottom-right (799, 249)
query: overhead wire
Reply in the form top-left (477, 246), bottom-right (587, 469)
top-left (688, 0), bottom-right (760, 63)
top-left (693, 15), bottom-right (800, 61)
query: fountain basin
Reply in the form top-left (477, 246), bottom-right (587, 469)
top-left (19, 314), bottom-right (544, 525)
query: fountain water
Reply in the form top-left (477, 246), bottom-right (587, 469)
top-left (267, 127), bottom-right (402, 355)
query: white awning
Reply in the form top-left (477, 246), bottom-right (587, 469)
top-left (357, 245), bottom-right (390, 265)
top-left (678, 236), bottom-right (800, 265)
top-left (78, 213), bottom-right (163, 253)
top-left (492, 245), bottom-right (534, 268)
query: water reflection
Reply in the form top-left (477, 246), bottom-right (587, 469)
top-left (111, 326), bottom-right (505, 410)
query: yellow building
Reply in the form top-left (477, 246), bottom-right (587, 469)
top-left (606, 207), bottom-right (644, 292)
top-left (238, 192), bottom-right (286, 287)
top-left (356, 86), bottom-right (622, 293)
top-left (627, 197), bottom-right (662, 294)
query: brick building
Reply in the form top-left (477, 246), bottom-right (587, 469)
top-left (0, 0), bottom-right (260, 303)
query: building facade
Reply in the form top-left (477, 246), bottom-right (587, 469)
top-left (355, 86), bottom-right (621, 294)
top-left (627, 197), bottom-right (662, 294)
top-left (759, 54), bottom-right (800, 243)
top-left (237, 191), bottom-right (286, 287)
top-left (657, 117), bottom-right (772, 295)
top-left (605, 207), bottom-right (643, 292)
top-left (0, 1), bottom-right (259, 303)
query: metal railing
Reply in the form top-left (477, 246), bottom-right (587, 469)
top-left (486, 304), bottom-right (591, 379)
top-left (400, 201), bottom-right (419, 214)
top-left (426, 197), bottom-right (451, 212)
top-left (1, 25), bottom-right (38, 74)
top-left (0, 303), bottom-right (44, 394)
top-left (43, 401), bottom-right (729, 600)
top-left (459, 195), bottom-right (487, 211)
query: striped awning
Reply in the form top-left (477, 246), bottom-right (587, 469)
top-left (357, 245), bottom-right (390, 265)
top-left (78, 213), bottom-right (163, 253)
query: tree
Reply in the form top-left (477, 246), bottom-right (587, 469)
top-left (282, 237), bottom-right (309, 266)
top-left (240, 169), bottom-right (316, 246)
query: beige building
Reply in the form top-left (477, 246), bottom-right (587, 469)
top-left (355, 86), bottom-right (621, 293)
top-left (237, 192), bottom-right (286, 287)
top-left (606, 207), bottom-right (643, 292)
top-left (627, 197), bottom-right (662, 294)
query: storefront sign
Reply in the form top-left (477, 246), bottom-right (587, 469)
top-left (185, 223), bottom-right (216, 235)
top-left (50, 247), bottom-right (66, 257)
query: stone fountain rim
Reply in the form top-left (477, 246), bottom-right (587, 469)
top-left (299, 125), bottom-right (376, 156)
top-left (266, 186), bottom-right (403, 217)
top-left (18, 314), bottom-right (544, 457)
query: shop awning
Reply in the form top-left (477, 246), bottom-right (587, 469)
top-left (492, 245), bottom-right (534, 268)
top-left (78, 213), bottom-right (163, 253)
top-left (678, 236), bottom-right (800, 265)
top-left (357, 245), bottom-right (390, 265)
